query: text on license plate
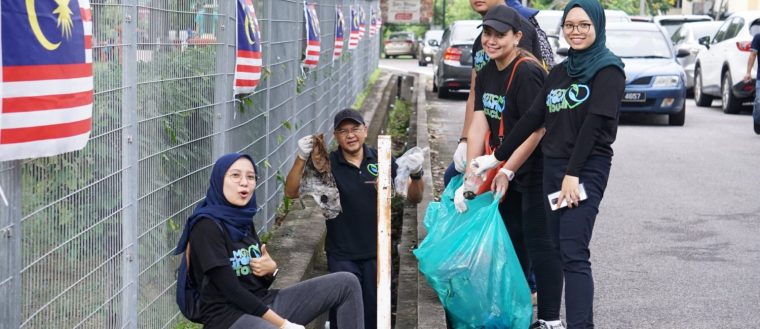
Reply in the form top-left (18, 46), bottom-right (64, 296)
top-left (622, 92), bottom-right (645, 102)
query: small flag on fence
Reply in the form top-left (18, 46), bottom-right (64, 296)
top-left (302, 3), bottom-right (320, 69)
top-left (334, 7), bottom-right (345, 61)
top-left (369, 7), bottom-right (377, 37)
top-left (358, 7), bottom-right (366, 39)
top-left (349, 6), bottom-right (360, 50)
top-left (0, 0), bottom-right (93, 161)
top-left (234, 0), bottom-right (263, 95)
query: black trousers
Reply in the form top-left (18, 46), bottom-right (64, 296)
top-left (327, 255), bottom-right (377, 329)
top-left (499, 184), bottom-right (564, 321)
top-left (543, 155), bottom-right (611, 329)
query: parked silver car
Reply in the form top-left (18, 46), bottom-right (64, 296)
top-left (654, 14), bottom-right (713, 37)
top-left (433, 20), bottom-right (481, 98)
top-left (384, 32), bottom-right (418, 58)
top-left (418, 30), bottom-right (444, 66)
top-left (670, 21), bottom-right (724, 90)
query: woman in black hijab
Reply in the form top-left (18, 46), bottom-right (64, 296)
top-left (175, 153), bottom-right (364, 329)
top-left (471, 0), bottom-right (625, 327)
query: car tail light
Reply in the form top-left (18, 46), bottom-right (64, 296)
top-left (384, 40), bottom-right (392, 44)
top-left (737, 41), bottom-right (752, 52)
top-left (405, 40), bottom-right (414, 45)
top-left (443, 47), bottom-right (462, 65)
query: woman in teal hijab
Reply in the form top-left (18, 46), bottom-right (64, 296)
top-left (470, 0), bottom-right (626, 328)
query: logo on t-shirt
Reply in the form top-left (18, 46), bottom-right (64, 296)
top-left (229, 243), bottom-right (262, 276)
top-left (482, 92), bottom-right (505, 120)
top-left (367, 163), bottom-right (379, 176)
top-left (474, 49), bottom-right (490, 72)
top-left (546, 83), bottom-right (590, 113)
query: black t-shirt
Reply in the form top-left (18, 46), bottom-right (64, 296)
top-left (539, 65), bottom-right (624, 158)
top-left (474, 56), bottom-right (547, 188)
top-left (472, 17), bottom-right (542, 72)
top-left (327, 144), bottom-right (397, 260)
top-left (189, 218), bottom-right (276, 329)
top-left (752, 33), bottom-right (760, 77)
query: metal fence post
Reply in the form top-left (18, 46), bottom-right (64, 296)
top-left (121, 1), bottom-right (139, 328)
top-left (213, 0), bottom-right (235, 158)
top-left (0, 163), bottom-right (21, 329)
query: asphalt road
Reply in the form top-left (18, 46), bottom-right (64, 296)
top-left (381, 58), bottom-right (760, 328)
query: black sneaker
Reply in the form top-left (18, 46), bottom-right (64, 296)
top-left (530, 320), bottom-right (566, 329)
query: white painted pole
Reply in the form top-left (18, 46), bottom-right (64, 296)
top-left (376, 135), bottom-right (392, 329)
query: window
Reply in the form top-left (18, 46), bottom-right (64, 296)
top-left (712, 19), bottom-right (731, 43)
top-left (725, 18), bottom-right (744, 39)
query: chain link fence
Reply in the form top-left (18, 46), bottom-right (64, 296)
top-left (0, 0), bottom-right (380, 328)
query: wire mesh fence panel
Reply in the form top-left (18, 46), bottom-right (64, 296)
top-left (0, 0), bottom-right (381, 328)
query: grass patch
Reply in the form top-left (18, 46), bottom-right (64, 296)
top-left (388, 98), bottom-right (412, 157)
top-left (352, 69), bottom-right (382, 109)
top-left (173, 320), bottom-right (201, 329)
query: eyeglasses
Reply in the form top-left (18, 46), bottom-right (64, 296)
top-left (562, 23), bottom-right (592, 34)
top-left (228, 172), bottom-right (258, 184)
top-left (335, 126), bottom-right (364, 137)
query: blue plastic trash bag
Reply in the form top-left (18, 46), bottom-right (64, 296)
top-left (413, 175), bottom-right (532, 329)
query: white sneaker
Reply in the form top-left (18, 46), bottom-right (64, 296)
top-left (530, 319), bottom-right (566, 329)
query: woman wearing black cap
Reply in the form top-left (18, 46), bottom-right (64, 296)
top-left (472, 0), bottom-right (626, 327)
top-left (455, 5), bottom-right (565, 329)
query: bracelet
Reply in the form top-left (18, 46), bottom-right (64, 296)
top-left (498, 168), bottom-right (515, 181)
top-left (458, 137), bottom-right (468, 143)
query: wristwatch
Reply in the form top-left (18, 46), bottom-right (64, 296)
top-left (409, 170), bottom-right (424, 180)
top-left (499, 168), bottom-right (515, 181)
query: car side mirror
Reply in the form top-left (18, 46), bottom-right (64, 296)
top-left (557, 47), bottom-right (569, 57)
top-left (429, 40), bottom-right (439, 47)
top-left (676, 48), bottom-right (690, 58)
top-left (698, 36), bottom-right (710, 49)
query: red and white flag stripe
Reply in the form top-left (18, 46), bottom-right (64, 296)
top-left (303, 41), bottom-right (320, 69)
top-left (235, 50), bottom-right (262, 88)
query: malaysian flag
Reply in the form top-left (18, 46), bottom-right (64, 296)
top-left (0, 0), bottom-right (93, 161)
top-left (349, 6), bottom-right (360, 50)
top-left (302, 3), bottom-right (320, 70)
top-left (333, 7), bottom-right (345, 61)
top-left (369, 7), bottom-right (377, 37)
top-left (234, 0), bottom-right (262, 95)
top-left (358, 7), bottom-right (366, 40)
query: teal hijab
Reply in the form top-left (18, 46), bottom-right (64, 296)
top-left (562, 0), bottom-right (624, 83)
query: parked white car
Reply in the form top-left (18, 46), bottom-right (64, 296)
top-left (694, 11), bottom-right (760, 114)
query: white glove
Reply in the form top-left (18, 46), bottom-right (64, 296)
top-left (471, 154), bottom-right (500, 176)
top-left (406, 153), bottom-right (424, 174)
top-left (280, 320), bottom-right (305, 329)
top-left (454, 185), bottom-right (468, 213)
top-left (296, 135), bottom-right (314, 160)
top-left (453, 142), bottom-right (467, 173)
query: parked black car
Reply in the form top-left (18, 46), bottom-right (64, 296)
top-left (432, 20), bottom-right (481, 98)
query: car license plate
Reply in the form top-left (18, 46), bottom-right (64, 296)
top-left (622, 92), bottom-right (645, 102)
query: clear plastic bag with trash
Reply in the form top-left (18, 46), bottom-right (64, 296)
top-left (394, 146), bottom-right (428, 197)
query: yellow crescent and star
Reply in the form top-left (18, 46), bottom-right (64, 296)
top-left (27, 0), bottom-right (75, 51)
top-left (244, 8), bottom-right (258, 45)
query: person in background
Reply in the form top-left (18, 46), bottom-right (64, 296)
top-left (175, 153), bottom-right (365, 329)
top-left (471, 0), bottom-right (626, 327)
top-left (455, 5), bottom-right (565, 329)
top-left (284, 108), bottom-right (424, 329)
top-left (743, 30), bottom-right (760, 135)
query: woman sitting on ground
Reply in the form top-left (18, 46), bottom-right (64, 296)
top-left (175, 153), bottom-right (364, 329)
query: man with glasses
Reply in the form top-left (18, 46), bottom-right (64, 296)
top-left (284, 108), bottom-right (424, 329)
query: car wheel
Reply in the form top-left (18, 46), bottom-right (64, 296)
top-left (722, 71), bottom-right (742, 114)
top-left (668, 104), bottom-right (685, 126)
top-left (694, 67), bottom-right (713, 107)
top-left (420, 62), bottom-right (428, 67)
top-left (412, 53), bottom-right (417, 59)
top-left (384, 53), bottom-right (389, 59)
top-left (432, 76), bottom-right (438, 92)
top-left (437, 85), bottom-right (450, 98)
top-left (755, 122), bottom-right (760, 135)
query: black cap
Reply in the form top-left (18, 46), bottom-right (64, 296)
top-left (333, 108), bottom-right (365, 129)
top-left (479, 5), bottom-right (522, 33)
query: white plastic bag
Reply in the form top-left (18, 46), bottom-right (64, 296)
top-left (394, 146), bottom-right (428, 197)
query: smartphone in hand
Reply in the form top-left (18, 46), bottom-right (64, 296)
top-left (547, 183), bottom-right (588, 211)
